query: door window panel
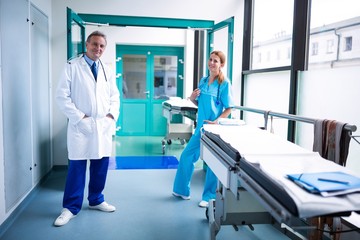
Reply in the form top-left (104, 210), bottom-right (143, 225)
top-left (71, 23), bottom-right (83, 57)
top-left (122, 55), bottom-right (147, 99)
top-left (154, 55), bottom-right (178, 99)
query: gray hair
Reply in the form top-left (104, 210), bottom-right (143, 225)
top-left (86, 30), bottom-right (107, 45)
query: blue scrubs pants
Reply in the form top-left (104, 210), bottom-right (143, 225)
top-left (63, 157), bottom-right (109, 215)
top-left (173, 131), bottom-right (217, 201)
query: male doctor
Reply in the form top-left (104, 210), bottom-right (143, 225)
top-left (54, 31), bottom-right (120, 226)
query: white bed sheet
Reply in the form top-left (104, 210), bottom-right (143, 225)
top-left (163, 97), bottom-right (197, 110)
top-left (202, 124), bottom-right (360, 218)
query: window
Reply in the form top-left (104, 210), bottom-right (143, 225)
top-left (326, 39), bottom-right (334, 53)
top-left (311, 42), bottom-right (319, 56)
top-left (344, 36), bottom-right (352, 51)
top-left (251, 0), bottom-right (294, 69)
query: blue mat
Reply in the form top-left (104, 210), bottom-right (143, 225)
top-left (109, 156), bottom-right (179, 170)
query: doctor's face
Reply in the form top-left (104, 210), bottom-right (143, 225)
top-left (85, 35), bottom-right (107, 61)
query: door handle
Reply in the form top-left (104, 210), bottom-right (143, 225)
top-left (144, 91), bottom-right (150, 99)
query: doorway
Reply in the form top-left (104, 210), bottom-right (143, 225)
top-left (116, 45), bottom-right (184, 136)
top-left (66, 8), bottom-right (234, 137)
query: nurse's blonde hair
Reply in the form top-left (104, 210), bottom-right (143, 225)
top-left (210, 50), bottom-right (226, 84)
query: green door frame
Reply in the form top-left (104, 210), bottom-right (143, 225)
top-left (67, 9), bottom-right (234, 80)
top-left (78, 13), bottom-right (214, 29)
top-left (116, 45), bottom-right (184, 136)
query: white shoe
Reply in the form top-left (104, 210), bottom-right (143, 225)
top-left (172, 192), bottom-right (190, 200)
top-left (54, 208), bottom-right (76, 227)
top-left (198, 200), bottom-right (209, 208)
top-left (89, 202), bottom-right (116, 212)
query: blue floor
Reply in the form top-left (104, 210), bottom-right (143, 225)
top-left (109, 156), bottom-right (179, 169)
top-left (0, 136), bottom-right (292, 240)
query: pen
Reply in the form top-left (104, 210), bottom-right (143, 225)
top-left (317, 178), bottom-right (349, 185)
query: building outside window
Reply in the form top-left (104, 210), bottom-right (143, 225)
top-left (251, 0), bottom-right (294, 69)
top-left (308, 0), bottom-right (359, 68)
top-left (250, 0), bottom-right (359, 70)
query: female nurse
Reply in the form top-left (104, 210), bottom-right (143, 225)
top-left (172, 50), bottom-right (234, 208)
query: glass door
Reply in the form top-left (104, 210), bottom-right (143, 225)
top-left (207, 17), bottom-right (234, 80)
top-left (116, 45), bottom-right (184, 136)
top-left (66, 7), bottom-right (86, 60)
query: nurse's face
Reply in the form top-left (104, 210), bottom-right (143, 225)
top-left (85, 35), bottom-right (107, 61)
top-left (208, 54), bottom-right (222, 74)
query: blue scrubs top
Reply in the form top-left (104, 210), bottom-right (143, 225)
top-left (195, 76), bottom-right (234, 134)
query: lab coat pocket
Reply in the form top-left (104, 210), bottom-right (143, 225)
top-left (104, 117), bottom-right (116, 135)
top-left (77, 117), bottom-right (95, 135)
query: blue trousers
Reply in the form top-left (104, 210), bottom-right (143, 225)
top-left (173, 131), bottom-right (217, 201)
top-left (62, 157), bottom-right (109, 215)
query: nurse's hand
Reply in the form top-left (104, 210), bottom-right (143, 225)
top-left (189, 88), bottom-right (200, 101)
top-left (204, 119), bottom-right (218, 124)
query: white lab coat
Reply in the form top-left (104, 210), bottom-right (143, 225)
top-left (56, 56), bottom-right (120, 160)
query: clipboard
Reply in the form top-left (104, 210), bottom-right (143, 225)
top-left (287, 171), bottom-right (360, 197)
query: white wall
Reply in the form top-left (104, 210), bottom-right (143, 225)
top-left (51, 0), bottom-right (244, 165)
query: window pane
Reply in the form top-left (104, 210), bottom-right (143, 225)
top-left (212, 26), bottom-right (229, 78)
top-left (309, 0), bottom-right (360, 69)
top-left (122, 55), bottom-right (147, 99)
top-left (154, 55), bottom-right (178, 99)
top-left (71, 22), bottom-right (83, 57)
top-left (252, 0), bottom-right (294, 70)
top-left (243, 71), bottom-right (291, 138)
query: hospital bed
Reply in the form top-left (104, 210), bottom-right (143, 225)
top-left (162, 97), bottom-right (197, 154)
top-left (200, 124), bottom-right (360, 240)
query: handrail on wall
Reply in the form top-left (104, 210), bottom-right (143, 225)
top-left (234, 106), bottom-right (357, 133)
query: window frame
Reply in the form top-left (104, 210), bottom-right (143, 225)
top-left (241, 0), bottom-right (311, 142)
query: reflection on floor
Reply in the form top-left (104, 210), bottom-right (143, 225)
top-left (0, 136), bottom-right (291, 240)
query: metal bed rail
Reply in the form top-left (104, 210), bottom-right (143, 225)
top-left (234, 105), bottom-right (357, 134)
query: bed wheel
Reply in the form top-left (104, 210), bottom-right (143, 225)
top-left (167, 139), bottom-right (172, 145)
top-left (161, 140), bottom-right (166, 154)
top-left (180, 139), bottom-right (186, 145)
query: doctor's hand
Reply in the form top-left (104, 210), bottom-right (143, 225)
top-left (106, 113), bottom-right (114, 119)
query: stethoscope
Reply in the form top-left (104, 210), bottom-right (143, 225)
top-left (199, 76), bottom-right (221, 105)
